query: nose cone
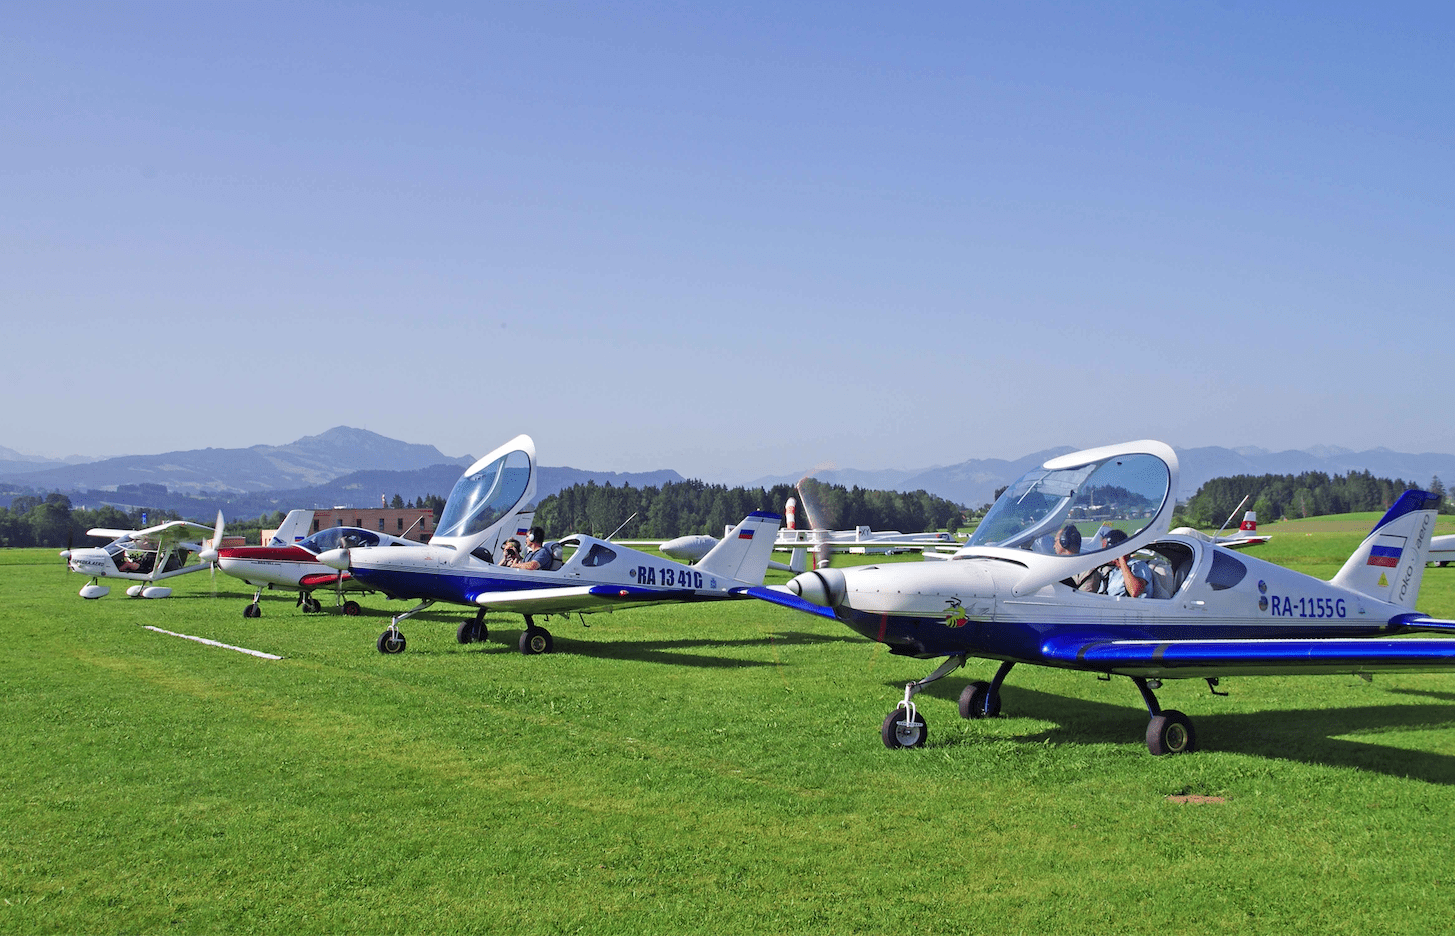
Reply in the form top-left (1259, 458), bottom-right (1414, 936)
top-left (317, 547), bottom-right (350, 570)
top-left (197, 549), bottom-right (219, 564)
top-left (787, 567), bottom-right (846, 607)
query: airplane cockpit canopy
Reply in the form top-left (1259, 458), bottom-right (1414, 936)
top-left (300, 527), bottom-right (382, 553)
top-left (436, 447), bottom-right (533, 540)
top-left (967, 450), bottom-right (1173, 557)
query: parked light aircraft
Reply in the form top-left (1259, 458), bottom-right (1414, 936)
top-left (213, 508), bottom-right (437, 618)
top-left (1171, 497), bottom-right (1270, 549)
top-left (749, 440), bottom-right (1455, 755)
top-left (653, 495), bottom-right (958, 572)
top-left (315, 435), bottom-right (784, 654)
top-left (1430, 534), bottom-right (1455, 567)
top-left (63, 513), bottom-right (224, 598)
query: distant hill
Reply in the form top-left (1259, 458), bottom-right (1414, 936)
top-left (0, 427), bottom-right (474, 494)
top-left (48, 462), bottom-right (686, 521)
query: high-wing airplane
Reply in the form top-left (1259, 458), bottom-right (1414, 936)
top-left (212, 508), bottom-right (437, 618)
top-left (650, 495), bottom-right (958, 572)
top-left (62, 512), bottom-right (224, 598)
top-left (1428, 534), bottom-right (1454, 567)
top-left (314, 434), bottom-right (784, 655)
top-left (1171, 497), bottom-right (1270, 549)
top-left (749, 440), bottom-right (1455, 755)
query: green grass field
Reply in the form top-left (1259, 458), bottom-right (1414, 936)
top-left (5, 532), bottom-right (1455, 934)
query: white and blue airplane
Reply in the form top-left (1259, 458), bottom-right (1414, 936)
top-left (750, 439), bottom-right (1455, 755)
top-left (317, 435), bottom-right (784, 655)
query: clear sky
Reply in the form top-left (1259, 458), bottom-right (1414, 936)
top-left (4, 3), bottom-right (1451, 483)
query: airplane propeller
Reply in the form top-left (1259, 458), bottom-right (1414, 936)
top-left (196, 511), bottom-right (225, 596)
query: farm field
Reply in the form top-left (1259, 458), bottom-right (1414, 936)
top-left (5, 531), bottom-right (1455, 934)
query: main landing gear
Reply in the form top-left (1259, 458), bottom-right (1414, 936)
top-left (457, 608), bottom-right (489, 644)
top-left (881, 660), bottom-right (1198, 755)
top-left (1134, 677), bottom-right (1197, 755)
top-left (244, 586), bottom-right (264, 618)
top-left (376, 599), bottom-right (434, 654)
top-left (518, 614), bottom-right (553, 655)
top-left (297, 592), bottom-right (323, 614)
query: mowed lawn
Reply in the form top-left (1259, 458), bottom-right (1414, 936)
top-left (5, 529), bottom-right (1455, 934)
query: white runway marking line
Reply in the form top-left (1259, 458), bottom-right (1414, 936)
top-left (142, 626), bottom-right (283, 660)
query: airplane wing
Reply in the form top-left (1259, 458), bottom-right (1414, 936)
top-left (470, 585), bottom-right (704, 615)
top-left (1038, 632), bottom-right (1455, 677)
top-left (743, 585), bottom-right (838, 619)
top-left (86, 527), bottom-right (137, 541)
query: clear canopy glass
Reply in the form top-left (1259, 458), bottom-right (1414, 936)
top-left (967, 452), bottom-right (1171, 554)
top-left (299, 527), bottom-right (382, 553)
top-left (435, 449), bottom-right (532, 539)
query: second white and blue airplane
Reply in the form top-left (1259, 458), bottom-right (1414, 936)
top-left (317, 435), bottom-right (783, 655)
top-left (751, 439), bottom-right (1455, 755)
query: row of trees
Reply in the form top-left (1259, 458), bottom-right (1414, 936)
top-left (531, 479), bottom-right (967, 540)
top-left (0, 494), bottom-right (184, 549)
top-left (1176, 471), bottom-right (1448, 528)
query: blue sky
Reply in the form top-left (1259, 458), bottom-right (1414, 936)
top-left (4, 3), bottom-right (1451, 482)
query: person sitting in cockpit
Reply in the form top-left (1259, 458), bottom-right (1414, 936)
top-left (1102, 529), bottom-right (1152, 598)
top-left (510, 528), bottom-right (552, 571)
top-left (1053, 525), bottom-right (1081, 556)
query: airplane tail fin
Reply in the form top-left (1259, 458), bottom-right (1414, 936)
top-left (1239, 511), bottom-right (1258, 533)
top-left (696, 511), bottom-right (783, 584)
top-left (1331, 490), bottom-right (1442, 609)
top-left (268, 509), bottom-right (314, 546)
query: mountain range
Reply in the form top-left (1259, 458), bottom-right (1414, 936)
top-left (3, 427), bottom-right (1454, 518)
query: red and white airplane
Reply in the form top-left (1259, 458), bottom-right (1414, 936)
top-left (212, 509), bottom-right (458, 618)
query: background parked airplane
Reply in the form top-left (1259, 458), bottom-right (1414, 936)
top-left (62, 513), bottom-right (223, 599)
top-left (212, 510), bottom-right (436, 617)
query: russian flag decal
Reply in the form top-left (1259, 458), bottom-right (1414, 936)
top-left (1367, 534), bottom-right (1405, 567)
top-left (738, 528), bottom-right (755, 540)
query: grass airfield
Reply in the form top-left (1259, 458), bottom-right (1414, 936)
top-left (6, 523), bottom-right (1455, 934)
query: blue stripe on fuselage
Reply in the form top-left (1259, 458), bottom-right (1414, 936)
top-left (833, 606), bottom-right (1396, 662)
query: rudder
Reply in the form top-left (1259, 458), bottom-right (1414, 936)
top-left (697, 511), bottom-right (783, 584)
top-left (1331, 490), bottom-right (1442, 608)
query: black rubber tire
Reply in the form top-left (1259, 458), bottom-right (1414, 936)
top-left (306, 597), bottom-right (322, 613)
top-left (881, 707), bottom-right (927, 749)
top-left (457, 620), bottom-right (475, 644)
top-left (958, 681), bottom-right (1001, 719)
top-left (342, 600), bottom-right (361, 616)
top-left (377, 630), bottom-right (406, 655)
top-left (518, 625), bottom-right (553, 655)
top-left (1146, 710), bottom-right (1196, 755)
top-left (243, 604), bottom-right (261, 619)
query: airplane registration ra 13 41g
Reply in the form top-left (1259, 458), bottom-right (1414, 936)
top-left (317, 434), bottom-right (784, 655)
top-left (750, 439), bottom-right (1455, 755)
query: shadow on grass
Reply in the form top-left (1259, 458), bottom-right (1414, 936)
top-left (402, 629), bottom-right (858, 669)
top-left (897, 679), bottom-right (1455, 784)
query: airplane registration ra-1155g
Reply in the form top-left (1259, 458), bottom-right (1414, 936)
top-left (750, 439), bottom-right (1455, 755)
top-left (316, 435), bottom-right (784, 655)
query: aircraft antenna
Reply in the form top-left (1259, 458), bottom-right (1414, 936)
top-left (607, 512), bottom-right (639, 541)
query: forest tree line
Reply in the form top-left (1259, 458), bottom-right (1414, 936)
top-left (532, 479), bottom-right (968, 540)
top-left (1176, 470), bottom-right (1449, 528)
